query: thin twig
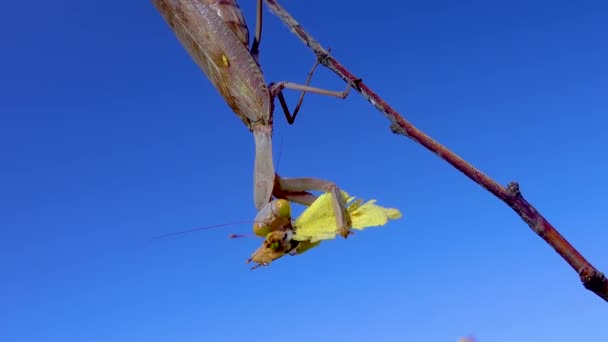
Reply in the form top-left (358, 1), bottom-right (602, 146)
top-left (264, 0), bottom-right (608, 302)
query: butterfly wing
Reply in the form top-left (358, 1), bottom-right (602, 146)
top-left (293, 191), bottom-right (402, 243)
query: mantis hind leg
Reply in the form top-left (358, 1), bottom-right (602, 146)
top-left (250, 0), bottom-right (263, 64)
top-left (268, 49), bottom-right (352, 125)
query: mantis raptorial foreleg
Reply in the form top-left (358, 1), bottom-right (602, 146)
top-left (273, 176), bottom-right (352, 238)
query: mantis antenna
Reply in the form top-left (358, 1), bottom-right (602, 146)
top-left (152, 220), bottom-right (264, 240)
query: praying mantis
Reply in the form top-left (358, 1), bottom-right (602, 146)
top-left (151, 0), bottom-right (355, 237)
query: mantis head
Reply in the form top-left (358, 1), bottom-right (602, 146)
top-left (252, 199), bottom-right (291, 237)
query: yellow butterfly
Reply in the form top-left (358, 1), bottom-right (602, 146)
top-left (293, 190), bottom-right (402, 243)
top-left (247, 190), bottom-right (402, 269)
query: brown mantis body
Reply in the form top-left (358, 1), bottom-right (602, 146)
top-left (151, 0), bottom-right (353, 236)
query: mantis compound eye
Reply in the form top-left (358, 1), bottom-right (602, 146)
top-left (273, 199), bottom-right (291, 218)
top-left (253, 222), bottom-right (270, 237)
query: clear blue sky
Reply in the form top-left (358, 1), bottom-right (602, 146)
top-left (2, 1), bottom-right (607, 341)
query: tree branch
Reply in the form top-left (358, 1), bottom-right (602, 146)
top-left (264, 0), bottom-right (608, 302)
